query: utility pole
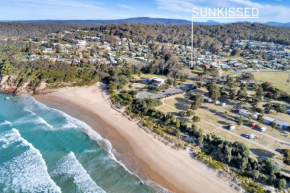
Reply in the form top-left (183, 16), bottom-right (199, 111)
top-left (191, 17), bottom-right (194, 68)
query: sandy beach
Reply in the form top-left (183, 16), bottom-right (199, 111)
top-left (35, 84), bottom-right (234, 193)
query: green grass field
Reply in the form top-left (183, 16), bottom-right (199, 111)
top-left (254, 72), bottom-right (290, 94)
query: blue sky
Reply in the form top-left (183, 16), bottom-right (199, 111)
top-left (0, 0), bottom-right (289, 23)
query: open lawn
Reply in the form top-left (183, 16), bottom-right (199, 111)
top-left (156, 105), bottom-right (179, 114)
top-left (254, 72), bottom-right (290, 94)
top-left (222, 69), bottom-right (235, 76)
top-left (164, 96), bottom-right (190, 111)
top-left (222, 56), bottom-right (244, 62)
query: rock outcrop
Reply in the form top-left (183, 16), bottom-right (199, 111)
top-left (0, 75), bottom-right (46, 95)
top-left (0, 75), bottom-right (17, 94)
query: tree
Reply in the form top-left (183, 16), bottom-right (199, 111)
top-left (256, 86), bottom-right (264, 98)
top-left (208, 67), bottom-right (219, 79)
top-left (252, 170), bottom-right (260, 180)
top-left (276, 179), bottom-right (287, 190)
top-left (237, 118), bottom-right (243, 126)
top-left (264, 159), bottom-right (281, 175)
top-left (197, 134), bottom-right (204, 146)
top-left (264, 103), bottom-right (272, 113)
top-left (257, 115), bottom-right (265, 126)
top-left (190, 94), bottom-right (203, 110)
top-left (207, 82), bottom-right (220, 102)
top-left (237, 86), bottom-right (247, 100)
top-left (226, 76), bottom-right (237, 90)
top-left (282, 149), bottom-right (290, 166)
top-left (174, 129), bottom-right (181, 139)
top-left (179, 111), bottom-right (186, 117)
top-left (271, 121), bottom-right (277, 130)
top-left (186, 110), bottom-right (194, 116)
top-left (224, 145), bottom-right (232, 163)
top-left (273, 104), bottom-right (287, 114)
top-left (175, 119), bottom-right (181, 128)
top-left (192, 116), bottom-right (201, 122)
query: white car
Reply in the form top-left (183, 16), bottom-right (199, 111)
top-left (283, 131), bottom-right (289, 135)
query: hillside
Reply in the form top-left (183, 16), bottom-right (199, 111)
top-left (5, 17), bottom-right (290, 27)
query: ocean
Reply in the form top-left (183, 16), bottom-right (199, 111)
top-left (0, 94), bottom-right (167, 193)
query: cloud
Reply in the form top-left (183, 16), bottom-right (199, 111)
top-left (118, 4), bottom-right (134, 10)
top-left (0, 0), bottom-right (130, 20)
top-left (155, 0), bottom-right (290, 22)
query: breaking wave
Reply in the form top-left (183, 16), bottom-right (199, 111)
top-left (0, 120), bottom-right (12, 126)
top-left (51, 152), bottom-right (105, 193)
top-left (0, 128), bottom-right (61, 193)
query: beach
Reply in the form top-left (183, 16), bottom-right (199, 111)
top-left (35, 83), bottom-right (234, 193)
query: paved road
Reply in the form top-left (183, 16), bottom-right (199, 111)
top-left (137, 84), bottom-right (192, 99)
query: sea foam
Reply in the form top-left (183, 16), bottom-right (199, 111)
top-left (0, 120), bottom-right (12, 126)
top-left (14, 110), bottom-right (53, 129)
top-left (0, 128), bottom-right (61, 192)
top-left (51, 152), bottom-right (105, 193)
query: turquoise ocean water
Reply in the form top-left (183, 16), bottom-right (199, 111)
top-left (0, 94), bottom-right (167, 193)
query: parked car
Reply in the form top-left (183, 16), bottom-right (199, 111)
top-left (228, 125), bottom-right (236, 130)
top-left (283, 131), bottom-right (289, 135)
top-left (246, 134), bottom-right (256, 139)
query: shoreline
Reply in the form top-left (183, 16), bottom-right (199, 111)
top-left (35, 84), bottom-right (234, 193)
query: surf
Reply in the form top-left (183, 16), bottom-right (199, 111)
top-left (51, 152), bottom-right (106, 193)
top-left (0, 128), bottom-right (61, 193)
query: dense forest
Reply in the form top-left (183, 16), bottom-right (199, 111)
top-left (1, 22), bottom-right (290, 49)
top-left (0, 22), bottom-right (79, 38)
top-left (88, 23), bottom-right (290, 48)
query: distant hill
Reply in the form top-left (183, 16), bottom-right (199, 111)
top-left (7, 17), bottom-right (290, 27)
top-left (9, 17), bottom-right (224, 26)
top-left (265, 22), bottom-right (290, 27)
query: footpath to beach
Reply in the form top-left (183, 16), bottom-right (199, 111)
top-left (35, 83), bottom-right (235, 193)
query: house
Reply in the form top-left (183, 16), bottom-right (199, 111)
top-left (89, 58), bottom-right (96, 64)
top-left (73, 59), bottom-right (80, 64)
top-left (42, 48), bottom-right (54, 54)
top-left (29, 55), bottom-right (39, 61)
top-left (61, 49), bottom-right (69, 54)
top-left (56, 58), bottom-right (66, 62)
top-left (17, 56), bottom-right (28, 61)
top-left (149, 77), bottom-right (165, 87)
top-left (134, 57), bottom-right (147, 63)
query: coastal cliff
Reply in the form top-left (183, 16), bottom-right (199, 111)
top-left (0, 75), bottom-right (46, 95)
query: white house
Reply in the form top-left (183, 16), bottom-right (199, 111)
top-left (149, 77), bottom-right (165, 87)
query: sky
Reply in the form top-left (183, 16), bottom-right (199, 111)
top-left (0, 0), bottom-right (289, 23)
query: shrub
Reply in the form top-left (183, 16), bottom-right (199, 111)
top-left (192, 116), bottom-right (201, 122)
